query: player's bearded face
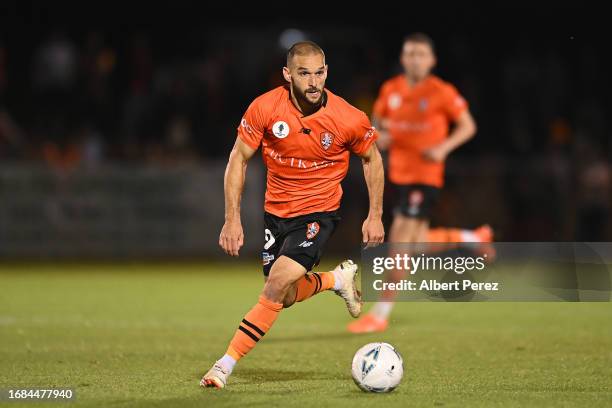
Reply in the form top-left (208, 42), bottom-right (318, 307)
top-left (287, 54), bottom-right (327, 106)
top-left (401, 42), bottom-right (436, 81)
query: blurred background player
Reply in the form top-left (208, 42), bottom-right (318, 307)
top-left (349, 33), bottom-right (477, 333)
top-left (427, 223), bottom-right (496, 261)
top-left (201, 41), bottom-right (385, 388)
top-left (428, 224), bottom-right (492, 243)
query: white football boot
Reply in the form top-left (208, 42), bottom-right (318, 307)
top-left (200, 363), bottom-right (230, 389)
top-left (333, 260), bottom-right (362, 318)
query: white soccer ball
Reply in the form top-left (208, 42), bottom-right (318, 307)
top-left (351, 342), bottom-right (403, 392)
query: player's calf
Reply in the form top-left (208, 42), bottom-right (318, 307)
top-left (282, 283), bottom-right (299, 308)
top-left (263, 256), bottom-right (307, 303)
top-left (282, 269), bottom-right (338, 308)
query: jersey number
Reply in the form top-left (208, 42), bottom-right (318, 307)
top-left (264, 229), bottom-right (276, 250)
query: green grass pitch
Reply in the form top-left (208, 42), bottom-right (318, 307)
top-left (1, 262), bottom-right (611, 407)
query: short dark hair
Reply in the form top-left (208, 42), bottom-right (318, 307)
top-left (403, 33), bottom-right (435, 53)
top-left (286, 41), bottom-right (325, 67)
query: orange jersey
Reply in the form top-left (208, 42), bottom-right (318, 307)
top-left (373, 75), bottom-right (467, 187)
top-left (237, 85), bottom-right (378, 218)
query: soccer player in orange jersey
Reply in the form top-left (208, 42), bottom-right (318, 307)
top-left (348, 33), bottom-right (477, 333)
top-left (201, 41), bottom-right (385, 388)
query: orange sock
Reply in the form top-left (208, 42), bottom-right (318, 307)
top-left (427, 227), bottom-right (463, 243)
top-left (294, 272), bottom-right (335, 302)
top-left (226, 295), bottom-right (283, 361)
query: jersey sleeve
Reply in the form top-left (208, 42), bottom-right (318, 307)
top-left (441, 84), bottom-right (468, 121)
top-left (236, 99), bottom-right (267, 150)
top-left (347, 111), bottom-right (379, 156)
top-left (372, 83), bottom-right (389, 119)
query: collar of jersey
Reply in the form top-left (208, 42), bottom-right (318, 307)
top-left (402, 74), bottom-right (433, 93)
top-left (285, 86), bottom-right (328, 119)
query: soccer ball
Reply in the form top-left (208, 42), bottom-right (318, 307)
top-left (351, 342), bottom-right (403, 392)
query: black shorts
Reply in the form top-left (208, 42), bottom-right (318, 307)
top-left (262, 211), bottom-right (340, 277)
top-left (392, 183), bottom-right (440, 220)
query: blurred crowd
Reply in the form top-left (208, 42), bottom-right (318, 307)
top-left (0, 27), bottom-right (607, 160)
top-left (0, 22), bottom-right (609, 240)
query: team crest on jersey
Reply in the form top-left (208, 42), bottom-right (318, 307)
top-left (320, 131), bottom-right (334, 150)
top-left (272, 121), bottom-right (290, 138)
top-left (418, 98), bottom-right (428, 112)
top-left (306, 222), bottom-right (320, 239)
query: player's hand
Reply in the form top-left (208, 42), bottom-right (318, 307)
top-left (219, 219), bottom-right (244, 257)
top-left (422, 145), bottom-right (448, 162)
top-left (362, 216), bottom-right (385, 248)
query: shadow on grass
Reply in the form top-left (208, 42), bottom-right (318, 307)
top-left (233, 367), bottom-right (337, 382)
top-left (193, 367), bottom-right (336, 383)
top-left (264, 331), bottom-right (370, 343)
top-left (128, 397), bottom-right (293, 408)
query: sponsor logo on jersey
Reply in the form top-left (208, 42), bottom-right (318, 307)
top-left (306, 222), bottom-right (320, 239)
top-left (240, 118), bottom-right (254, 134)
top-left (266, 149), bottom-right (336, 170)
top-left (272, 121), bottom-right (290, 138)
top-left (298, 241), bottom-right (314, 248)
top-left (388, 93), bottom-right (402, 110)
top-left (388, 120), bottom-right (432, 133)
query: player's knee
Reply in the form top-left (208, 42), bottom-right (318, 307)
top-left (263, 273), bottom-right (294, 298)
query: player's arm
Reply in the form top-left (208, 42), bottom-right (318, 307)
top-left (358, 143), bottom-right (385, 245)
top-left (372, 115), bottom-right (392, 151)
top-left (423, 109), bottom-right (477, 162)
top-left (219, 137), bottom-right (257, 257)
